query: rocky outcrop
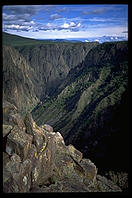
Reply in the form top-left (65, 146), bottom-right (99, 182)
top-left (3, 102), bottom-right (122, 192)
top-left (32, 41), bottom-right (128, 174)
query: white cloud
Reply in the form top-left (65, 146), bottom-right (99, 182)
top-left (3, 23), bottom-right (34, 31)
top-left (77, 23), bottom-right (81, 27)
top-left (4, 23), bottom-right (128, 39)
top-left (61, 23), bottom-right (70, 28)
top-left (60, 22), bottom-right (80, 29)
top-left (70, 22), bottom-right (76, 26)
top-left (46, 23), bottom-right (52, 27)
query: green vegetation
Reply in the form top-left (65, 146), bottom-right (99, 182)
top-left (2, 32), bottom-right (67, 46)
top-left (31, 41), bottom-right (128, 174)
top-left (33, 58), bottom-right (128, 143)
top-left (3, 32), bottom-right (99, 116)
top-left (3, 32), bottom-right (45, 46)
top-left (3, 32), bottom-right (97, 47)
top-left (3, 32), bottom-right (128, 174)
top-left (104, 171), bottom-right (128, 192)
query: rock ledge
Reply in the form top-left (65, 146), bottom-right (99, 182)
top-left (3, 102), bottom-right (122, 192)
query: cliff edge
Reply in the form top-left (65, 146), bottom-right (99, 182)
top-left (3, 101), bottom-right (122, 192)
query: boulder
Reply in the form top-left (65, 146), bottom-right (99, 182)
top-left (32, 128), bottom-right (47, 152)
top-left (79, 159), bottom-right (97, 186)
top-left (31, 132), bottom-right (56, 185)
top-left (3, 153), bottom-right (21, 192)
top-left (53, 132), bottom-right (66, 151)
top-left (3, 109), bottom-right (123, 193)
top-left (31, 130), bottom-right (67, 186)
top-left (24, 113), bottom-right (47, 152)
top-left (41, 124), bottom-right (53, 133)
top-left (43, 130), bottom-right (95, 188)
top-left (3, 153), bottom-right (32, 192)
top-left (8, 113), bottom-right (25, 129)
top-left (54, 132), bottom-right (64, 143)
top-left (3, 124), bottom-right (13, 152)
top-left (67, 144), bottom-right (83, 162)
top-left (3, 101), bottom-right (17, 124)
top-left (3, 124), bottom-right (13, 137)
top-left (6, 126), bottom-right (33, 161)
top-left (24, 112), bottom-right (35, 135)
top-left (53, 139), bottom-right (83, 182)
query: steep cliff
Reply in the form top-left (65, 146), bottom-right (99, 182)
top-left (32, 41), bottom-right (128, 173)
top-left (3, 45), bottom-right (39, 114)
top-left (16, 42), bottom-right (98, 98)
top-left (3, 102), bottom-right (122, 192)
top-left (3, 33), bottom-right (129, 192)
top-left (3, 32), bottom-right (98, 111)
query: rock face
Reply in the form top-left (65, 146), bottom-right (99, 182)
top-left (3, 33), bottom-right (128, 181)
top-left (3, 32), bottom-right (98, 113)
top-left (32, 41), bottom-right (128, 173)
top-left (3, 103), bottom-right (122, 192)
top-left (3, 46), bottom-right (39, 113)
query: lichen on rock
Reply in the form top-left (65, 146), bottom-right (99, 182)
top-left (3, 108), bottom-right (122, 192)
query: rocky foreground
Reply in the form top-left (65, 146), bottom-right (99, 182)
top-left (3, 101), bottom-right (122, 192)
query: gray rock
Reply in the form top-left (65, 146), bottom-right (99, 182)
top-left (3, 101), bottom-right (17, 124)
top-left (80, 158), bottom-right (97, 186)
top-left (24, 113), bottom-right (47, 152)
top-left (3, 124), bottom-right (13, 137)
top-left (67, 144), bottom-right (83, 162)
top-left (6, 125), bottom-right (33, 161)
top-left (41, 124), bottom-right (53, 133)
top-left (3, 154), bottom-right (32, 192)
top-left (8, 113), bottom-right (25, 129)
top-left (3, 111), bottom-right (124, 193)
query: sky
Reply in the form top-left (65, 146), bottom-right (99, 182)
top-left (2, 4), bottom-right (128, 39)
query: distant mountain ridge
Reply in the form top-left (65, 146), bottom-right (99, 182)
top-left (2, 32), bottom-right (83, 46)
top-left (3, 32), bottom-right (127, 45)
top-left (83, 35), bottom-right (128, 43)
top-left (37, 36), bottom-right (127, 43)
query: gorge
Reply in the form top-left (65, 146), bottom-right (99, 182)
top-left (3, 32), bottom-right (129, 192)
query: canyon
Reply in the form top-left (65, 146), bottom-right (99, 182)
top-left (3, 32), bottom-right (129, 192)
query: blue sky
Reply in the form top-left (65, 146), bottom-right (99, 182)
top-left (2, 4), bottom-right (128, 39)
